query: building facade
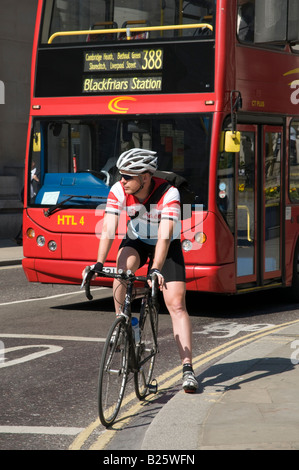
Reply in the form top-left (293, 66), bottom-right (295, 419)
top-left (0, 0), bottom-right (38, 238)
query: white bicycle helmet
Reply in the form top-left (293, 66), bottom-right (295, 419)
top-left (116, 148), bottom-right (158, 174)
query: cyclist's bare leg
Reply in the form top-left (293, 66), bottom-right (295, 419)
top-left (113, 246), bottom-right (140, 314)
top-left (162, 280), bottom-right (193, 365)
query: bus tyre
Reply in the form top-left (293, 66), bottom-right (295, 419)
top-left (290, 241), bottom-right (299, 302)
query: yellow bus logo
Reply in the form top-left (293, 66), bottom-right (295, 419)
top-left (108, 96), bottom-right (136, 114)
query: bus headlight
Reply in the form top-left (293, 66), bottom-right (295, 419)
top-left (195, 232), bottom-right (207, 244)
top-left (36, 235), bottom-right (46, 247)
top-left (182, 240), bottom-right (193, 252)
top-left (48, 240), bottom-right (57, 252)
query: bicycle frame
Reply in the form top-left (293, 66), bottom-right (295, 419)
top-left (136, 293), bottom-right (159, 368)
top-left (82, 267), bottom-right (158, 371)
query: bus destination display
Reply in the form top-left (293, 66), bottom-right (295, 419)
top-left (83, 48), bottom-right (163, 93)
top-left (84, 48), bottom-right (163, 72)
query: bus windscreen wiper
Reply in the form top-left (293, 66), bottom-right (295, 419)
top-left (44, 194), bottom-right (106, 217)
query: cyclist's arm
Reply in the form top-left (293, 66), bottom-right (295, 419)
top-left (96, 212), bottom-right (119, 265)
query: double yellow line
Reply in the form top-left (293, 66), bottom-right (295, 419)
top-left (69, 318), bottom-right (299, 450)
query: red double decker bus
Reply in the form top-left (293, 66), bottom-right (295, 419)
top-left (23, 0), bottom-right (299, 298)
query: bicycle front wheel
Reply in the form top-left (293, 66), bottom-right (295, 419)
top-left (98, 315), bottom-right (129, 427)
top-left (134, 300), bottom-right (159, 400)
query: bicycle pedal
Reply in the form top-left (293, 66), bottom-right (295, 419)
top-left (148, 379), bottom-right (158, 394)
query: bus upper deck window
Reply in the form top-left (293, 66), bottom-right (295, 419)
top-left (237, 1), bottom-right (255, 43)
top-left (42, 0), bottom-right (216, 44)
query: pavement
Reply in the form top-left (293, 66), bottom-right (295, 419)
top-left (0, 238), bottom-right (23, 266)
top-left (1, 239), bottom-right (299, 450)
top-left (141, 321), bottom-right (299, 450)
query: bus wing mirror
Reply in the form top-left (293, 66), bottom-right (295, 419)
top-left (224, 131), bottom-right (241, 153)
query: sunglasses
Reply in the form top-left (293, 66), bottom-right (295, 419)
top-left (120, 174), bottom-right (136, 181)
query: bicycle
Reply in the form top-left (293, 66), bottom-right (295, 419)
top-left (82, 267), bottom-right (159, 428)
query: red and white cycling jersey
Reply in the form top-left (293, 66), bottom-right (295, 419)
top-left (105, 177), bottom-right (181, 244)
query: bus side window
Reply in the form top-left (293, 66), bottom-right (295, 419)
top-left (237, 1), bottom-right (255, 43)
top-left (217, 150), bottom-right (235, 233)
top-left (289, 120), bottom-right (299, 202)
top-left (30, 122), bottom-right (42, 204)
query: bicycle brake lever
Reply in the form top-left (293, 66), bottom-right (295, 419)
top-left (81, 265), bottom-right (92, 288)
top-left (81, 267), bottom-right (94, 300)
top-left (80, 272), bottom-right (88, 289)
top-left (85, 272), bottom-right (94, 301)
top-left (151, 273), bottom-right (158, 298)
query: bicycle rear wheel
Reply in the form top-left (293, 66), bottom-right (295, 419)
top-left (134, 299), bottom-right (159, 400)
top-left (98, 315), bottom-right (129, 427)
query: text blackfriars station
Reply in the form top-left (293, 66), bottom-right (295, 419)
top-left (83, 77), bottom-right (162, 93)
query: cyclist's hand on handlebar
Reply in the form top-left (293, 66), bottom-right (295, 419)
top-left (93, 262), bottom-right (104, 274)
top-left (81, 262), bottom-right (103, 285)
top-left (147, 268), bottom-right (164, 290)
top-left (82, 262), bottom-right (103, 277)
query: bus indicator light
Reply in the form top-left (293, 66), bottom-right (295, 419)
top-left (195, 232), bottom-right (207, 244)
top-left (26, 228), bottom-right (35, 239)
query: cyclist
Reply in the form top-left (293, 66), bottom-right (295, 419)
top-left (84, 148), bottom-right (198, 393)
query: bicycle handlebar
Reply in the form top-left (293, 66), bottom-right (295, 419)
top-left (81, 267), bottom-right (158, 301)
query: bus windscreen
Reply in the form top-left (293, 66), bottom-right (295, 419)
top-left (28, 114), bottom-right (212, 211)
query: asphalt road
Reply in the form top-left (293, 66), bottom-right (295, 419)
top-left (1, 265), bottom-right (299, 450)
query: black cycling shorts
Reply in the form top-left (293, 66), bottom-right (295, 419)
top-left (119, 236), bottom-right (186, 283)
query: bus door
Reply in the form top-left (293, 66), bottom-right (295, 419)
top-left (262, 126), bottom-right (283, 282)
top-left (236, 125), bottom-right (283, 288)
top-left (236, 126), bottom-right (257, 281)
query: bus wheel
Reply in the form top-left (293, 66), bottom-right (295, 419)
top-left (290, 241), bottom-right (299, 302)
